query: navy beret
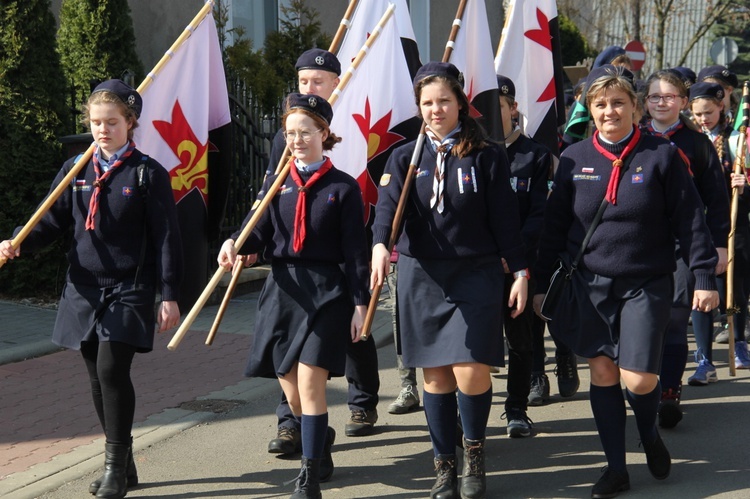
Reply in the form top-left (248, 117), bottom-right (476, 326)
top-left (689, 82), bottom-right (725, 102)
top-left (285, 93), bottom-right (333, 125)
top-left (671, 66), bottom-right (696, 87)
top-left (91, 79), bottom-right (142, 118)
top-left (295, 49), bottom-right (341, 76)
top-left (698, 65), bottom-right (738, 88)
top-left (414, 62), bottom-right (464, 87)
top-left (496, 75), bottom-right (516, 99)
top-left (593, 46), bottom-right (626, 69)
top-left (586, 64), bottom-right (636, 92)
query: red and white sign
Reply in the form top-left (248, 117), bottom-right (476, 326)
top-left (625, 39), bottom-right (646, 71)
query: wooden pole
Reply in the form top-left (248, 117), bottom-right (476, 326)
top-left (329, 0), bottom-right (360, 56)
top-left (0, 1), bottom-right (216, 269)
top-left (169, 4), bottom-right (398, 350)
top-left (360, 0), bottom-right (469, 340)
top-left (726, 80), bottom-right (750, 377)
top-left (205, 255), bottom-right (245, 346)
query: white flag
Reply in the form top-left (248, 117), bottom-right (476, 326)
top-left (134, 9), bottom-right (230, 207)
top-left (328, 6), bottom-right (418, 224)
top-left (496, 0), bottom-right (564, 153)
top-left (449, 0), bottom-right (503, 141)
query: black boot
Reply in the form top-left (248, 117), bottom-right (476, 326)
top-left (89, 439), bottom-right (138, 495)
top-left (95, 443), bottom-right (129, 499)
top-left (290, 457), bottom-right (322, 499)
top-left (431, 454), bottom-right (458, 499)
top-left (319, 427), bottom-right (335, 482)
top-left (460, 438), bottom-right (486, 498)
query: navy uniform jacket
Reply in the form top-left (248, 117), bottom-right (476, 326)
top-left (17, 151), bottom-right (183, 300)
top-left (234, 163), bottom-right (370, 306)
top-left (536, 133), bottom-right (717, 291)
top-left (506, 133), bottom-right (552, 267)
top-left (372, 139), bottom-right (527, 273)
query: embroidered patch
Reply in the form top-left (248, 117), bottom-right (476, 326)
top-left (516, 178), bottom-right (530, 192)
top-left (632, 174), bottom-right (644, 184)
top-left (582, 167), bottom-right (595, 173)
top-left (279, 185), bottom-right (293, 195)
top-left (636, 166), bottom-right (643, 173)
top-left (380, 173), bottom-right (391, 186)
top-left (122, 186), bottom-right (134, 197)
top-left (416, 169), bottom-right (429, 178)
top-left (573, 174), bottom-right (602, 181)
top-left (327, 193), bottom-right (336, 204)
top-left (72, 179), bottom-right (91, 192)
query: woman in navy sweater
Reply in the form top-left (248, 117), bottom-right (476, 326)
top-left (1, 79), bottom-right (183, 499)
top-left (533, 66), bottom-right (719, 498)
top-left (370, 62), bottom-right (528, 499)
top-left (218, 93), bottom-right (369, 499)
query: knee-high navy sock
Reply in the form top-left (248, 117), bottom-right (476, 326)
top-left (690, 309), bottom-right (714, 363)
top-left (660, 343), bottom-right (688, 392)
top-left (301, 413), bottom-right (328, 459)
top-left (423, 391), bottom-right (458, 456)
top-left (457, 388), bottom-right (492, 441)
top-left (625, 384), bottom-right (660, 445)
top-left (590, 384), bottom-right (627, 472)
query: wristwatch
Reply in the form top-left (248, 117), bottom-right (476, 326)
top-left (513, 268), bottom-right (530, 280)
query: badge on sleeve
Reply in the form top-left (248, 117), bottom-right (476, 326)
top-left (380, 173), bottom-right (391, 186)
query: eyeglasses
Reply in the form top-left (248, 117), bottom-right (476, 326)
top-left (646, 94), bottom-right (683, 104)
top-left (283, 129), bottom-right (322, 142)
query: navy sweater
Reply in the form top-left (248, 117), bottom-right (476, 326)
top-left (506, 134), bottom-right (552, 266)
top-left (371, 139), bottom-right (527, 272)
top-left (644, 123), bottom-right (730, 245)
top-left (17, 151), bottom-right (183, 300)
top-left (536, 134), bottom-right (717, 291)
top-left (233, 164), bottom-right (370, 306)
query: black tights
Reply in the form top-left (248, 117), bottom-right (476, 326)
top-left (81, 340), bottom-right (137, 445)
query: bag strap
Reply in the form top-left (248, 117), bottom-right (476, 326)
top-left (571, 149), bottom-right (638, 270)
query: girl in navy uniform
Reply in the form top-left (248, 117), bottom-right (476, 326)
top-left (533, 66), bottom-right (719, 498)
top-left (1, 79), bottom-right (183, 499)
top-left (689, 82), bottom-right (750, 374)
top-left (370, 62), bottom-right (528, 499)
top-left (641, 70), bottom-right (729, 428)
top-left (218, 93), bottom-right (369, 499)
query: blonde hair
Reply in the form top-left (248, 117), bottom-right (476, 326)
top-left (586, 74), bottom-right (638, 109)
top-left (81, 91), bottom-right (139, 139)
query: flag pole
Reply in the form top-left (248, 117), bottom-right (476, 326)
top-left (167, 3), bottom-right (398, 350)
top-left (726, 80), bottom-right (750, 377)
top-left (329, 0), bottom-right (360, 56)
top-left (0, 0), bottom-right (216, 270)
top-left (360, 0), bottom-right (468, 340)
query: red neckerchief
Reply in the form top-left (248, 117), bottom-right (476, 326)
top-left (288, 157), bottom-right (333, 253)
top-left (645, 119), bottom-right (683, 139)
top-left (644, 120), bottom-right (693, 176)
top-left (85, 141), bottom-right (136, 230)
top-left (592, 126), bottom-right (641, 205)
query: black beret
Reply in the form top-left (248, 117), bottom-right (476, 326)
top-left (295, 49), bottom-right (341, 76)
top-left (689, 82), bottom-right (725, 102)
top-left (91, 79), bottom-right (142, 118)
top-left (285, 93), bottom-right (333, 125)
top-left (697, 65), bottom-right (738, 89)
top-left (593, 46), bottom-right (626, 69)
top-left (496, 75), bottom-right (516, 99)
top-left (586, 64), bottom-right (636, 92)
top-left (671, 66), bottom-right (697, 87)
top-left (414, 62), bottom-right (464, 87)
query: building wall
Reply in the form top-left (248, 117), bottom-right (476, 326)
top-left (50, 0), bottom-right (504, 72)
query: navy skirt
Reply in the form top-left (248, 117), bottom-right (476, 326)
top-left (396, 254), bottom-right (505, 368)
top-left (553, 266), bottom-right (673, 374)
top-left (245, 261), bottom-right (353, 379)
top-left (52, 281), bottom-right (157, 352)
